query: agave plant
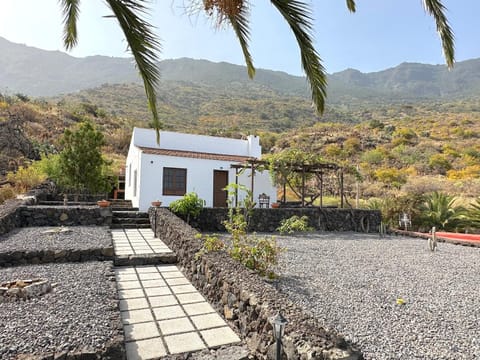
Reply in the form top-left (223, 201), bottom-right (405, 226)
top-left (418, 192), bottom-right (466, 231)
top-left (55, 0), bottom-right (455, 139)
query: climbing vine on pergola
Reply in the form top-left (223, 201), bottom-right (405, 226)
top-left (232, 148), bottom-right (349, 208)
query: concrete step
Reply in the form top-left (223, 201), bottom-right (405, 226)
top-left (112, 218), bottom-right (150, 225)
top-left (110, 223), bottom-right (151, 229)
top-left (114, 253), bottom-right (177, 266)
top-left (111, 206), bottom-right (138, 211)
top-left (112, 211), bottom-right (149, 219)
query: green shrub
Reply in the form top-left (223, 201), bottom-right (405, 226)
top-left (417, 192), bottom-right (466, 231)
top-left (169, 192), bottom-right (205, 224)
top-left (0, 185), bottom-right (15, 204)
top-left (6, 164), bottom-right (47, 193)
top-left (194, 183), bottom-right (284, 278)
top-left (277, 215), bottom-right (313, 234)
top-left (228, 235), bottom-right (282, 278)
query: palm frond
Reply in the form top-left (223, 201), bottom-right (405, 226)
top-left (227, 3), bottom-right (255, 78)
top-left (346, 0), bottom-right (356, 12)
top-left (423, 0), bottom-right (455, 68)
top-left (271, 0), bottom-right (327, 114)
top-left (60, 0), bottom-right (81, 50)
top-left (104, 0), bottom-right (162, 141)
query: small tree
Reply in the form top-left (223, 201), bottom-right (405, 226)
top-left (57, 121), bottom-right (113, 200)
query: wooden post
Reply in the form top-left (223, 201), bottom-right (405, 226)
top-left (320, 171), bottom-right (323, 208)
top-left (250, 162), bottom-right (255, 196)
top-left (301, 167), bottom-right (306, 207)
top-left (235, 167), bottom-right (239, 207)
top-left (340, 170), bottom-right (344, 208)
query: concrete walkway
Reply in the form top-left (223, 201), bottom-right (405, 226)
top-left (112, 228), bottom-right (173, 256)
top-left (113, 229), bottom-right (240, 360)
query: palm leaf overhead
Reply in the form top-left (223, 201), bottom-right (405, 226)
top-left (423, 0), bottom-right (455, 68)
top-left (227, 7), bottom-right (256, 79)
top-left (271, 0), bottom-right (327, 114)
top-left (346, 0), bottom-right (356, 12)
top-left (60, 0), bottom-right (81, 50)
top-left (104, 0), bottom-right (162, 141)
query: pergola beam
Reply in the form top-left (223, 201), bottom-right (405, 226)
top-left (231, 158), bottom-right (343, 208)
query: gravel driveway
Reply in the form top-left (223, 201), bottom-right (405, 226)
top-left (275, 232), bottom-right (480, 360)
top-left (0, 261), bottom-right (120, 359)
top-left (0, 226), bottom-right (112, 252)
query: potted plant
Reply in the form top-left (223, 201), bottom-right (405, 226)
top-left (97, 199), bottom-right (111, 207)
top-left (151, 200), bottom-right (162, 207)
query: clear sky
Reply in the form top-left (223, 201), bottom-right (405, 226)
top-left (1, 0), bottom-right (479, 76)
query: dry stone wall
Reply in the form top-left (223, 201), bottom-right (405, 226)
top-left (16, 206), bottom-right (112, 227)
top-left (150, 208), bottom-right (363, 360)
top-left (189, 207), bottom-right (381, 233)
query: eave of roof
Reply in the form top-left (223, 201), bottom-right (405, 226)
top-left (138, 146), bottom-right (252, 162)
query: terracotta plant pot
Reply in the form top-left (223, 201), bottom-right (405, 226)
top-left (151, 201), bottom-right (162, 207)
top-left (271, 202), bottom-right (280, 208)
top-left (97, 200), bottom-right (111, 208)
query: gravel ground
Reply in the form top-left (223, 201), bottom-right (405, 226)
top-left (0, 261), bottom-right (120, 359)
top-left (275, 232), bottom-right (480, 360)
top-left (0, 226), bottom-right (112, 252)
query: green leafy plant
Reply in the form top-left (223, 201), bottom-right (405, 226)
top-left (222, 183), bottom-right (283, 278)
top-left (417, 191), bottom-right (466, 231)
top-left (169, 192), bottom-right (205, 224)
top-left (277, 215), bottom-right (314, 234)
top-left (195, 233), bottom-right (225, 259)
top-left (465, 197), bottom-right (480, 230)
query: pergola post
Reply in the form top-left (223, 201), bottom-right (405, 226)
top-left (250, 162), bottom-right (255, 195)
top-left (340, 170), bottom-right (344, 208)
top-left (235, 168), bottom-right (239, 207)
top-left (301, 167), bottom-right (306, 207)
top-left (320, 171), bottom-right (323, 208)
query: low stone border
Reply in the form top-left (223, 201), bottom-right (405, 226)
top-left (16, 205), bottom-right (112, 227)
top-left (393, 229), bottom-right (480, 248)
top-left (0, 247), bottom-right (114, 268)
top-left (149, 208), bottom-right (362, 360)
top-left (0, 198), bottom-right (22, 235)
top-left (188, 207), bottom-right (381, 233)
top-left (114, 253), bottom-right (177, 266)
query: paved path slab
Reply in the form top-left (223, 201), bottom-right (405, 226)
top-left (115, 264), bottom-right (241, 360)
top-left (111, 228), bottom-right (173, 256)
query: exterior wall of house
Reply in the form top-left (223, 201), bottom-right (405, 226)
top-left (125, 128), bottom-right (276, 211)
top-left (134, 153), bottom-right (276, 211)
top-left (125, 138), bottom-right (141, 209)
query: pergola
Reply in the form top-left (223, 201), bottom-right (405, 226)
top-left (231, 158), bottom-right (345, 208)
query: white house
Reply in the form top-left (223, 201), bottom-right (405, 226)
top-left (125, 128), bottom-right (277, 211)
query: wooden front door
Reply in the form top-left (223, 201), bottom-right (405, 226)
top-left (213, 170), bottom-right (228, 207)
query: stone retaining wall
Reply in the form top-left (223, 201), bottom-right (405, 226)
top-left (0, 247), bottom-right (114, 268)
top-left (0, 199), bottom-right (22, 235)
top-left (16, 206), bottom-right (112, 227)
top-left (150, 208), bottom-right (362, 360)
top-left (189, 207), bottom-right (381, 233)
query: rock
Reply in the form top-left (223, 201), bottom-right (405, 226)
top-left (224, 305), bottom-right (237, 320)
top-left (215, 345), bottom-right (251, 360)
top-left (101, 247), bottom-right (114, 257)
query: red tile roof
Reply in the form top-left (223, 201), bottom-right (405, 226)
top-left (138, 147), bottom-right (252, 162)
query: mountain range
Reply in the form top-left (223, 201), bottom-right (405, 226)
top-left (1, 36), bottom-right (480, 104)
